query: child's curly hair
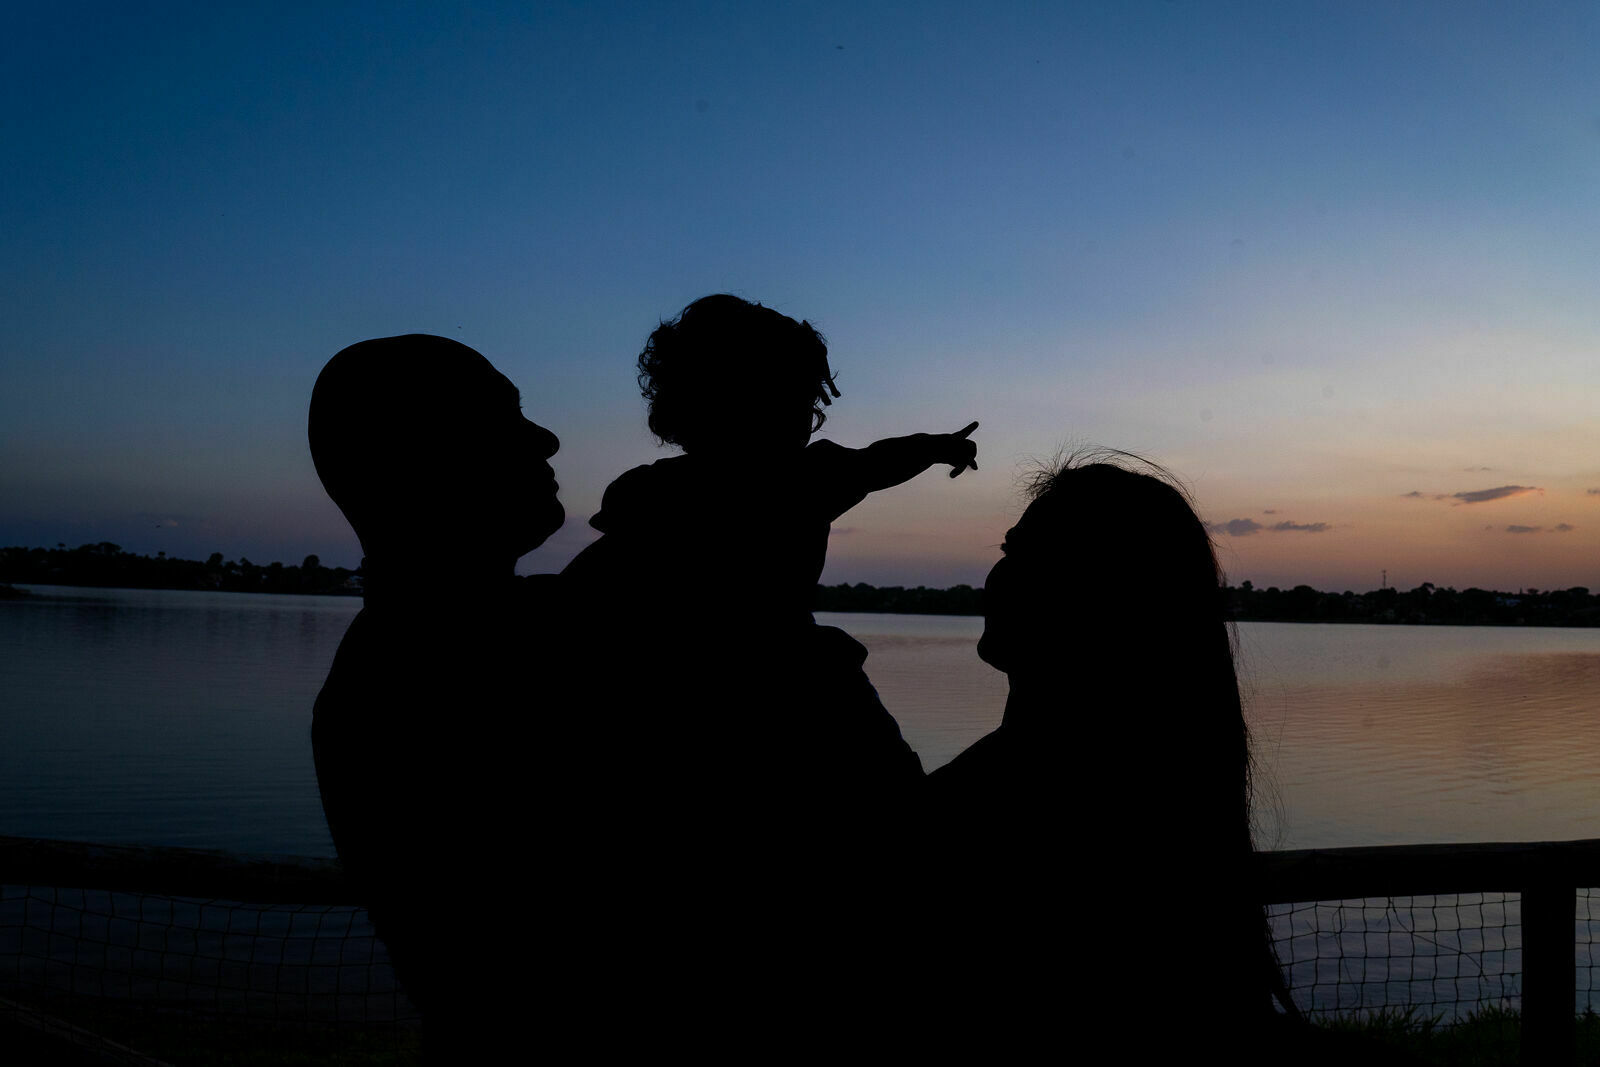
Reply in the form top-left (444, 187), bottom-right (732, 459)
top-left (637, 294), bottom-right (840, 449)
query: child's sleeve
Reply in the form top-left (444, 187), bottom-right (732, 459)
top-left (856, 434), bottom-right (948, 490)
top-left (804, 439), bottom-right (870, 521)
top-left (805, 435), bottom-right (940, 521)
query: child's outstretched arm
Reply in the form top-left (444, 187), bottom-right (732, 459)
top-left (851, 420), bottom-right (979, 494)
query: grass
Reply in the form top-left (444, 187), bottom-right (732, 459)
top-left (23, 995), bottom-right (1600, 1065)
top-left (2, 996), bottom-right (421, 1066)
top-left (1312, 1004), bottom-right (1600, 1066)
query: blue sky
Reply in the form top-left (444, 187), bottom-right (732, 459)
top-left (4, 2), bottom-right (1598, 590)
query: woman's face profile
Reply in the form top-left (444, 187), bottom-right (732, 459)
top-left (976, 504), bottom-right (1078, 677)
top-left (977, 534), bottom-right (1024, 673)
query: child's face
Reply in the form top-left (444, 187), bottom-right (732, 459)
top-left (772, 396), bottom-right (816, 449)
top-left (786, 395), bottom-right (816, 446)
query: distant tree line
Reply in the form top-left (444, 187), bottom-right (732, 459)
top-left (5, 545), bottom-right (1599, 626)
top-left (0, 544), bottom-right (361, 596)
top-left (815, 582), bottom-right (981, 616)
top-left (1225, 580), bottom-right (1600, 627)
top-left (818, 579), bottom-right (1600, 625)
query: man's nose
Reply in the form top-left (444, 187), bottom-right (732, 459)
top-left (528, 420), bottom-right (559, 458)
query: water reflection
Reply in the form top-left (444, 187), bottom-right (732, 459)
top-left (0, 586), bottom-right (359, 855)
top-left (6, 594), bottom-right (1600, 856)
top-left (1242, 624), bottom-right (1600, 849)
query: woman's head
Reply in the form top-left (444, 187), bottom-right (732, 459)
top-left (979, 448), bottom-right (1253, 839)
top-left (636, 294), bottom-right (839, 453)
top-left (978, 451), bottom-right (1229, 678)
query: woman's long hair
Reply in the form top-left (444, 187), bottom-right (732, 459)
top-left (1005, 449), bottom-right (1286, 1025)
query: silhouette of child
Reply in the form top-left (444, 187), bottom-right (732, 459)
top-left (565, 291), bottom-right (978, 826)
top-left (565, 293), bottom-right (978, 833)
top-left (569, 293), bottom-right (976, 627)
top-left (560, 296), bottom-right (977, 1050)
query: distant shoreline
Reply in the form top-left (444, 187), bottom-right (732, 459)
top-left (0, 544), bottom-right (362, 598)
top-left (4, 544), bottom-right (1597, 626)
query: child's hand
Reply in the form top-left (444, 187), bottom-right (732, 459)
top-left (940, 421), bottom-right (979, 477)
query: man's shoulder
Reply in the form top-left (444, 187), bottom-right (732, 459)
top-left (515, 572), bottom-right (561, 597)
top-left (514, 572), bottom-right (572, 630)
top-left (928, 729), bottom-right (1013, 793)
top-left (312, 609), bottom-right (379, 729)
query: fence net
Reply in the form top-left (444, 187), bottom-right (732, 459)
top-left (1271, 888), bottom-right (1600, 1024)
top-left (1270, 892), bottom-right (1518, 1022)
top-left (10, 877), bottom-right (1600, 1056)
top-left (0, 883), bottom-right (420, 1064)
top-left (1579, 888), bottom-right (1600, 1015)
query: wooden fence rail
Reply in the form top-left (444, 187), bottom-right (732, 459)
top-left (1259, 838), bottom-right (1600, 1066)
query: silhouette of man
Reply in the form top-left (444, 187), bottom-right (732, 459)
top-left (308, 335), bottom-right (564, 1060)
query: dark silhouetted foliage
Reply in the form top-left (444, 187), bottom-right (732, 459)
top-left (1225, 581), bottom-right (1599, 627)
top-left (5, 545), bottom-right (1596, 627)
top-left (814, 581), bottom-right (981, 615)
top-left (0, 544), bottom-right (361, 596)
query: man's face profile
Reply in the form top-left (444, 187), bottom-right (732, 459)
top-left (490, 370), bottom-right (564, 554)
top-left (310, 335), bottom-right (564, 561)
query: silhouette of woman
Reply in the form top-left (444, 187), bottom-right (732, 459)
top-left (926, 451), bottom-right (1293, 1058)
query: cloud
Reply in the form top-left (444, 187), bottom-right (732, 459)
top-left (1555, 523), bottom-right (1576, 532)
top-left (1506, 525), bottom-right (1542, 534)
top-left (1402, 491), bottom-right (1447, 500)
top-left (1207, 518), bottom-right (1263, 537)
top-left (1588, 489), bottom-right (1600, 496)
top-left (828, 526), bottom-right (857, 537)
top-left (1464, 466), bottom-right (1494, 472)
top-left (1208, 517), bottom-right (1332, 536)
top-left (1262, 509), bottom-right (1277, 515)
top-left (1453, 485), bottom-right (1541, 504)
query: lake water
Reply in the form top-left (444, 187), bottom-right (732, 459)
top-left (5, 585), bottom-right (1600, 858)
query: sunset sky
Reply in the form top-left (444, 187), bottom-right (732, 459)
top-left (4, 2), bottom-right (1598, 592)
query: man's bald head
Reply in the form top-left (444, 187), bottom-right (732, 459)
top-left (309, 334), bottom-right (562, 560)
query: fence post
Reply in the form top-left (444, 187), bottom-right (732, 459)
top-left (1520, 881), bottom-right (1574, 1067)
